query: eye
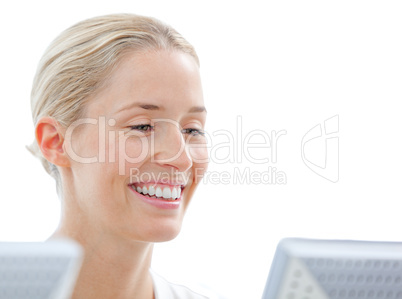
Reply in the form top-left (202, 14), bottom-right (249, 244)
top-left (129, 124), bottom-right (154, 132)
top-left (181, 128), bottom-right (205, 136)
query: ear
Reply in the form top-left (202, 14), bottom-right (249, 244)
top-left (35, 117), bottom-right (71, 167)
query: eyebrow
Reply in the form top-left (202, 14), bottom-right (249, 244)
top-left (114, 102), bottom-right (207, 114)
top-left (188, 106), bottom-right (207, 113)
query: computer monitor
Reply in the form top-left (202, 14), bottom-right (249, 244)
top-left (262, 238), bottom-right (402, 299)
top-left (0, 239), bottom-right (83, 299)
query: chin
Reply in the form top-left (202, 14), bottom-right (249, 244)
top-left (124, 218), bottom-right (184, 243)
top-left (151, 232), bottom-right (181, 243)
top-left (148, 222), bottom-right (183, 243)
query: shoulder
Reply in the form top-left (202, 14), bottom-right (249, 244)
top-left (150, 269), bottom-right (222, 299)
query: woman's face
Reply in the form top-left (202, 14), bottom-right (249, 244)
top-left (63, 50), bottom-right (208, 242)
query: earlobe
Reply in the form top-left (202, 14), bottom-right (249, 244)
top-left (35, 117), bottom-right (70, 167)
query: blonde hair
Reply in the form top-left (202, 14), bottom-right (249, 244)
top-left (28, 13), bottom-right (199, 195)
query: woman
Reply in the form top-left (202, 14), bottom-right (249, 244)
top-left (29, 14), bottom-right (211, 299)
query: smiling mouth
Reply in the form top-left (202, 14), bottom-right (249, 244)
top-left (129, 183), bottom-right (184, 201)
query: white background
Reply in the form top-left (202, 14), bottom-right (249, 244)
top-left (1, 1), bottom-right (402, 298)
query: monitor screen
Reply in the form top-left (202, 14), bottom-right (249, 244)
top-left (0, 239), bottom-right (82, 299)
top-left (262, 238), bottom-right (402, 299)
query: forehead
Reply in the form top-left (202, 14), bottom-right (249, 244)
top-left (86, 49), bottom-right (204, 117)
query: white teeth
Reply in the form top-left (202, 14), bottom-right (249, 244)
top-left (155, 187), bottom-right (163, 197)
top-left (148, 186), bottom-right (155, 196)
top-left (133, 184), bottom-right (182, 200)
top-left (171, 188), bottom-right (178, 199)
top-left (162, 188), bottom-right (172, 199)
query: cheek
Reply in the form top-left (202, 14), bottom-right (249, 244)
top-left (188, 143), bottom-right (209, 165)
top-left (189, 145), bottom-right (209, 184)
top-left (66, 125), bottom-right (100, 163)
top-left (117, 133), bottom-right (150, 176)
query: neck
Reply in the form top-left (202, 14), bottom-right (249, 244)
top-left (51, 226), bottom-right (155, 299)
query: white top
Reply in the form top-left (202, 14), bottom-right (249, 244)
top-left (150, 270), bottom-right (221, 299)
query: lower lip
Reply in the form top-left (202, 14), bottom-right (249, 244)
top-left (129, 186), bottom-right (181, 210)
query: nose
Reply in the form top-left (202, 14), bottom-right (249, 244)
top-left (152, 120), bottom-right (192, 172)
